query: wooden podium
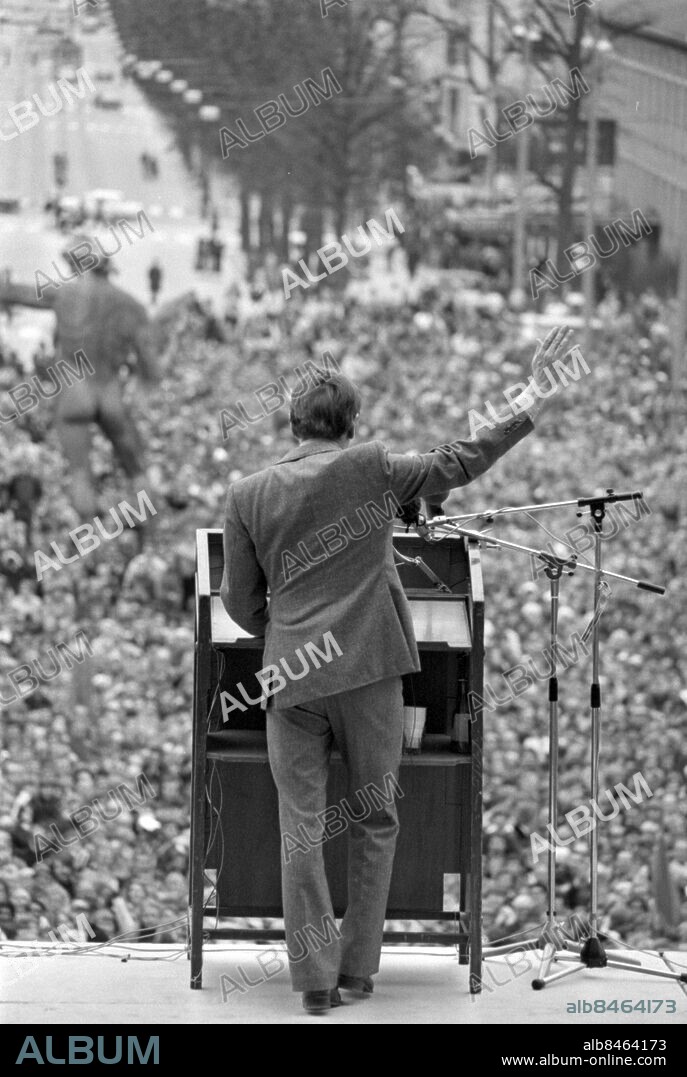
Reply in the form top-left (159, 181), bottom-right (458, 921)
top-left (189, 528), bottom-right (485, 993)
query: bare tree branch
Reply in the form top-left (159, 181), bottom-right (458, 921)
top-left (532, 170), bottom-right (562, 195)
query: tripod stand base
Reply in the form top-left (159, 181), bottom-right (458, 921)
top-left (483, 919), bottom-right (581, 960)
top-left (580, 935), bottom-right (607, 967)
top-left (482, 923), bottom-right (687, 992)
top-left (531, 935), bottom-right (687, 989)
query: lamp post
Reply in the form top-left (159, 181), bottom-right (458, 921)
top-left (484, 0), bottom-right (497, 201)
top-left (673, 236), bottom-right (687, 418)
top-left (582, 19), bottom-right (612, 355)
top-left (509, 17), bottom-right (540, 309)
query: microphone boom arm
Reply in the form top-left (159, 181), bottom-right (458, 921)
top-left (427, 521), bottom-right (665, 595)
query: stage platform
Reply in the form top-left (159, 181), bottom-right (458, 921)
top-left (2, 943), bottom-right (686, 1025)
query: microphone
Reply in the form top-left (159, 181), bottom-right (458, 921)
top-left (414, 514), bottom-right (432, 541)
top-left (395, 496), bottom-right (434, 540)
top-left (418, 496), bottom-right (451, 540)
top-left (577, 490), bottom-right (643, 508)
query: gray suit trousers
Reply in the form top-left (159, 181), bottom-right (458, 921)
top-left (266, 675), bottom-right (404, 992)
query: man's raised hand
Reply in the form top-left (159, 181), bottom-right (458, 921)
top-left (521, 324), bottom-right (575, 420)
top-left (532, 325), bottom-right (574, 392)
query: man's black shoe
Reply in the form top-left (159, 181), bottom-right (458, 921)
top-left (337, 974), bottom-right (374, 997)
top-left (302, 988), bottom-right (342, 1014)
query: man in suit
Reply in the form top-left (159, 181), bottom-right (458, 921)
top-left (220, 324), bottom-right (573, 1013)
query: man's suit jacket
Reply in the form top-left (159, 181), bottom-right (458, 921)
top-left (220, 413), bottom-right (534, 709)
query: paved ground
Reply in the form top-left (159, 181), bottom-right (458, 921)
top-left (2, 942), bottom-right (685, 1025)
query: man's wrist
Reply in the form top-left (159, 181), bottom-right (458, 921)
top-left (519, 396), bottom-right (547, 424)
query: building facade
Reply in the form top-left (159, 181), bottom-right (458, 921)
top-left (603, 3), bottom-right (687, 257)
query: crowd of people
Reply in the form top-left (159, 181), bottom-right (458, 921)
top-left (0, 254), bottom-right (685, 961)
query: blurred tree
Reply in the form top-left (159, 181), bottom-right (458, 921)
top-left (477, 0), bottom-right (650, 289)
top-left (109, 0), bottom-right (440, 256)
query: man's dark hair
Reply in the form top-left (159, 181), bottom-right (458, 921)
top-left (289, 371), bottom-right (361, 442)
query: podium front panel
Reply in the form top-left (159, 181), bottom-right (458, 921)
top-left (206, 752), bottom-right (470, 917)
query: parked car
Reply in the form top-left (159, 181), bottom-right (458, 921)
top-left (0, 195), bottom-right (21, 214)
top-left (110, 200), bottom-right (145, 222)
top-left (83, 189), bottom-right (144, 223)
top-left (53, 195), bottom-right (85, 229)
top-left (83, 188), bottom-right (123, 220)
top-left (94, 92), bottom-right (122, 110)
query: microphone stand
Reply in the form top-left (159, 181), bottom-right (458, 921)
top-left (426, 492), bottom-right (686, 991)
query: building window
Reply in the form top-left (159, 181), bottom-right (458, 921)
top-left (447, 29), bottom-right (468, 67)
top-left (596, 119), bottom-right (616, 166)
top-left (448, 85), bottom-right (460, 130)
